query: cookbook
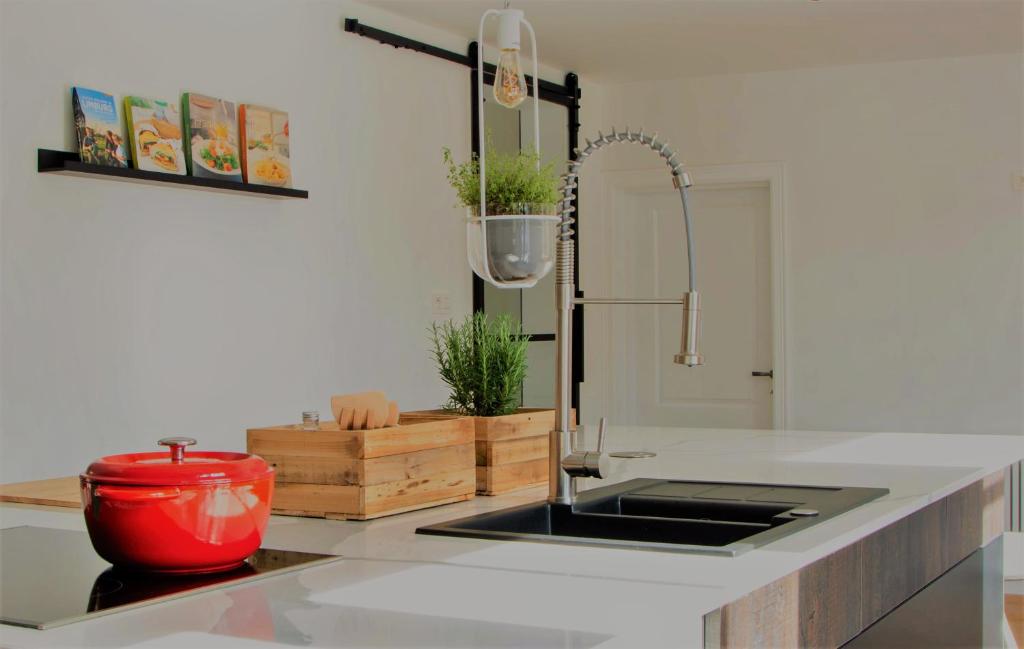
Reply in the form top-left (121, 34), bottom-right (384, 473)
top-left (124, 96), bottom-right (185, 175)
top-left (239, 104), bottom-right (291, 187)
top-left (72, 87), bottom-right (128, 168)
top-left (181, 92), bottom-right (241, 182)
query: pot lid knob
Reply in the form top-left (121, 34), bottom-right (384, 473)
top-left (158, 437), bottom-right (197, 463)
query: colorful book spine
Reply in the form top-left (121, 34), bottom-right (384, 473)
top-left (181, 92), bottom-right (242, 182)
top-left (124, 96), bottom-right (186, 175)
top-left (72, 87), bottom-right (128, 168)
top-left (239, 104), bottom-right (292, 187)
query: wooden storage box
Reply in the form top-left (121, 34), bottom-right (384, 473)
top-left (406, 408), bottom-right (572, 496)
top-left (246, 413), bottom-right (475, 520)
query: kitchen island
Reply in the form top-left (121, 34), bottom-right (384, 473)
top-left (0, 426), bottom-right (1019, 649)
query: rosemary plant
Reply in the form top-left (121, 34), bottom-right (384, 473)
top-left (430, 312), bottom-right (529, 417)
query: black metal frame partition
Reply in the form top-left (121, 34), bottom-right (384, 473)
top-left (344, 18), bottom-right (584, 414)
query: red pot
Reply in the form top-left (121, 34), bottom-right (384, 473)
top-left (81, 437), bottom-right (275, 574)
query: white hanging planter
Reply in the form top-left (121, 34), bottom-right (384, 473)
top-left (468, 8), bottom-right (555, 290)
top-left (466, 204), bottom-right (558, 289)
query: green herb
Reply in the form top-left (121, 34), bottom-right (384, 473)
top-left (430, 312), bottom-right (529, 417)
top-left (442, 141), bottom-right (560, 212)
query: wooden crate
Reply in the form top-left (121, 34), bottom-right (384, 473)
top-left (246, 412), bottom-right (475, 520)
top-left (406, 408), bottom-right (572, 495)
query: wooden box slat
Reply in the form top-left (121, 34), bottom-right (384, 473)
top-left (473, 408), bottom-right (559, 442)
top-left (476, 457), bottom-right (549, 495)
top-left (248, 414), bottom-right (473, 461)
top-left (362, 468), bottom-right (476, 517)
top-left (476, 434), bottom-right (549, 465)
top-left (247, 413), bottom-right (475, 520)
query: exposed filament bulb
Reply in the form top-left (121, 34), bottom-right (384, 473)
top-left (494, 48), bottom-right (527, 108)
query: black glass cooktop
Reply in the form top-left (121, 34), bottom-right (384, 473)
top-left (0, 526), bottom-right (340, 629)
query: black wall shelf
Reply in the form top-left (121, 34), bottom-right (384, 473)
top-left (37, 149), bottom-right (309, 200)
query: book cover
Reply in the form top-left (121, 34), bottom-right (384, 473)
top-left (239, 104), bottom-right (291, 187)
top-left (181, 92), bottom-right (241, 182)
top-left (72, 87), bottom-right (128, 167)
top-left (124, 96), bottom-right (186, 175)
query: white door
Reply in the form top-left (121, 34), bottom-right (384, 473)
top-left (606, 181), bottom-right (774, 429)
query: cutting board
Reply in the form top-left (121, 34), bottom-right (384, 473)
top-left (0, 476), bottom-right (80, 508)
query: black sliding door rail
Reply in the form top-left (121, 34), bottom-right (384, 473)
top-left (344, 18), bottom-right (578, 107)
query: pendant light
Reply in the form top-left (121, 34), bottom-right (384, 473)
top-left (468, 3), bottom-right (558, 289)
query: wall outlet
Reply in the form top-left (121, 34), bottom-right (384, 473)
top-left (431, 291), bottom-right (452, 318)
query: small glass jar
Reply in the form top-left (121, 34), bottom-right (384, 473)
top-left (301, 411), bottom-right (320, 431)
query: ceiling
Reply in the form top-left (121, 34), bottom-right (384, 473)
top-left (360, 0), bottom-right (1023, 83)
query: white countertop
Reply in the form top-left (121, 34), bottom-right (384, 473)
top-left (1, 427), bottom-right (1021, 649)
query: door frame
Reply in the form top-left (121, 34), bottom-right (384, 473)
top-left (596, 162), bottom-right (788, 429)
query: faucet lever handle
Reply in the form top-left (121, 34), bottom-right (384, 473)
top-left (597, 417), bottom-right (607, 453)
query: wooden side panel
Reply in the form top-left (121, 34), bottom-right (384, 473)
top-left (798, 542), bottom-right (863, 648)
top-left (260, 455), bottom-right (362, 485)
top-left (709, 476), bottom-right (1005, 649)
top-left (0, 476), bottom-right (81, 508)
top-left (362, 468), bottom-right (476, 516)
top-left (944, 480), bottom-right (982, 567)
top-left (905, 497), bottom-right (947, 587)
top-left (363, 444), bottom-right (475, 486)
top-left (485, 435), bottom-right (549, 465)
top-left (981, 470), bottom-right (1005, 546)
top-left (272, 483), bottom-right (360, 516)
top-left (719, 573), bottom-right (799, 649)
top-left (263, 444), bottom-right (475, 487)
top-left (476, 458), bottom-right (549, 495)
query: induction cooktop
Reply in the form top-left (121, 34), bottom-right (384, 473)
top-left (0, 526), bottom-right (340, 629)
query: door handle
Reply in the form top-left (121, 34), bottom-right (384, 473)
top-left (753, 370), bottom-right (774, 395)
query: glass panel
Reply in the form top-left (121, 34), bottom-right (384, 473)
top-left (523, 340), bottom-right (555, 408)
top-left (520, 100), bottom-right (565, 335)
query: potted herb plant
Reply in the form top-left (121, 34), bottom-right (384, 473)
top-left (430, 312), bottom-right (529, 418)
top-left (442, 146), bottom-right (561, 216)
top-left (421, 312), bottom-right (570, 495)
top-left (443, 145), bottom-right (562, 286)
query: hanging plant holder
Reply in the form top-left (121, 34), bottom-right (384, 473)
top-left (467, 8), bottom-right (557, 290)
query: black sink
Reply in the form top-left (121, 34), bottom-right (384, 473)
top-left (417, 478), bottom-right (889, 555)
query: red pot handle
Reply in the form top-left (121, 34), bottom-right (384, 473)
top-left (94, 485), bottom-right (182, 501)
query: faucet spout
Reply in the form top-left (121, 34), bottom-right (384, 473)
top-left (551, 127), bottom-right (702, 505)
top-left (675, 291), bottom-right (703, 367)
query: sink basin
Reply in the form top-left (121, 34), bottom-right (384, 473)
top-left (417, 478), bottom-right (889, 556)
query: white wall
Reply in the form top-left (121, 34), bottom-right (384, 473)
top-left (0, 0), bottom-right (480, 481)
top-left (581, 53), bottom-right (1023, 436)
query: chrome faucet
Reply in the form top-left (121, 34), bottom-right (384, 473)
top-left (551, 127), bottom-right (702, 505)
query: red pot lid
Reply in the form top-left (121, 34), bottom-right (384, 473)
top-left (83, 437), bottom-right (273, 486)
